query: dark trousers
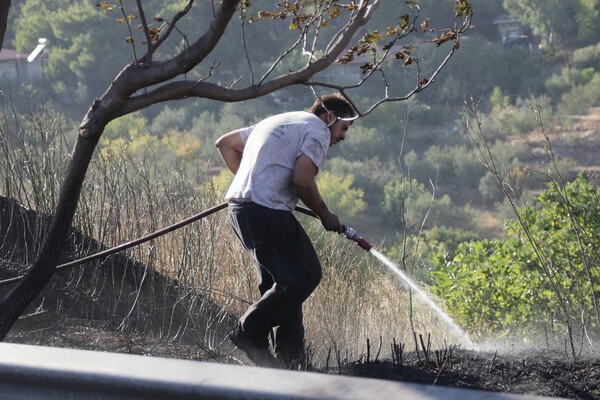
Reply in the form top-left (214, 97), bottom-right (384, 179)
top-left (227, 202), bottom-right (322, 363)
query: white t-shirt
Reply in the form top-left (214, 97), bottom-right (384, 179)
top-left (225, 111), bottom-right (330, 211)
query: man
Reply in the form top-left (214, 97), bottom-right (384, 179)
top-left (215, 93), bottom-right (357, 369)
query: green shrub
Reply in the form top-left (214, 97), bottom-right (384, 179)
top-left (478, 171), bottom-right (504, 205)
top-left (431, 172), bottom-right (600, 339)
top-left (381, 177), bottom-right (457, 230)
top-left (557, 73), bottom-right (600, 115)
top-left (316, 171), bottom-right (367, 221)
top-left (323, 157), bottom-right (388, 206)
top-left (340, 126), bottom-right (389, 160)
top-left (446, 145), bottom-right (484, 188)
top-left (149, 106), bottom-right (189, 135)
top-left (406, 145), bottom-right (484, 190)
top-left (382, 226), bottom-right (480, 285)
top-left (573, 43), bottom-right (600, 69)
top-left (102, 113), bottom-right (148, 141)
top-left (484, 93), bottom-right (552, 136)
top-left (403, 148), bottom-right (440, 184)
top-left (504, 96), bottom-right (552, 135)
top-left (545, 67), bottom-right (595, 100)
top-left (490, 87), bottom-right (510, 113)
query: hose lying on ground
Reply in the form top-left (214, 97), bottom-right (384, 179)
top-left (0, 203), bottom-right (317, 286)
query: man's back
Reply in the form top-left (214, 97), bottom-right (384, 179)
top-left (225, 111), bottom-right (330, 211)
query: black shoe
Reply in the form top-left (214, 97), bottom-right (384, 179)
top-left (275, 348), bottom-right (305, 370)
top-left (229, 329), bottom-right (282, 369)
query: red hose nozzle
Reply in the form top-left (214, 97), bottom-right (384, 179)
top-left (342, 226), bottom-right (373, 251)
top-left (354, 237), bottom-right (373, 251)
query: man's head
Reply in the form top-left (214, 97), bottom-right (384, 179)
top-left (308, 93), bottom-right (357, 146)
top-left (308, 93), bottom-right (356, 120)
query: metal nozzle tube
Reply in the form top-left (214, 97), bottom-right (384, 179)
top-left (342, 226), bottom-right (372, 252)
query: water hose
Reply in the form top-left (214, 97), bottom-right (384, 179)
top-left (0, 202), bottom-right (372, 286)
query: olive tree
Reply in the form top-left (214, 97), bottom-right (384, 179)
top-left (0, 0), bottom-right (472, 340)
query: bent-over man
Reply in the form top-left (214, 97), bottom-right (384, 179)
top-left (216, 93), bottom-right (357, 368)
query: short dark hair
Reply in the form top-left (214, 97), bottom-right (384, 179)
top-left (307, 93), bottom-right (356, 119)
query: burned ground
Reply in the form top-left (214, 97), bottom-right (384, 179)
top-left (1, 195), bottom-right (599, 399)
top-left (6, 318), bottom-right (600, 399)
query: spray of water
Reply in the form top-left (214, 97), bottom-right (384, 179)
top-left (342, 225), bottom-right (476, 348)
top-left (368, 248), bottom-right (476, 349)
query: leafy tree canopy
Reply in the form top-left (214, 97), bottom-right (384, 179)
top-left (432, 172), bottom-right (600, 337)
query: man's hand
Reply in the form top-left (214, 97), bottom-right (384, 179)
top-left (320, 212), bottom-right (342, 233)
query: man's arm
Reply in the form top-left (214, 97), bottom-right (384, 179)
top-left (293, 154), bottom-right (342, 233)
top-left (215, 130), bottom-right (245, 174)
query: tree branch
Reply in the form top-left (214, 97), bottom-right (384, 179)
top-left (135, 0), bottom-right (153, 63)
top-left (118, 2), bottom-right (374, 115)
top-left (307, 2), bottom-right (472, 118)
top-left (113, 0), bottom-right (239, 96)
top-left (239, 7), bottom-right (256, 85)
top-left (142, 0), bottom-right (195, 62)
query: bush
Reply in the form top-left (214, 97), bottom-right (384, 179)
top-left (339, 126), bottom-right (389, 160)
top-left (478, 171), bottom-right (504, 205)
top-left (545, 67), bottom-right (595, 100)
top-left (102, 113), bottom-right (148, 141)
top-left (431, 172), bottom-right (600, 340)
top-left (573, 42), bottom-right (600, 69)
top-left (316, 171), bottom-right (367, 221)
top-left (403, 149), bottom-right (438, 184)
top-left (405, 145), bottom-right (484, 190)
top-left (483, 92), bottom-right (553, 136)
top-left (381, 177), bottom-right (457, 230)
top-left (505, 96), bottom-right (552, 135)
top-left (557, 73), bottom-right (600, 115)
top-left (446, 145), bottom-right (484, 188)
top-left (323, 157), bottom-right (388, 206)
top-left (489, 86), bottom-right (510, 113)
top-left (149, 106), bottom-right (189, 135)
top-left (382, 226), bottom-right (480, 285)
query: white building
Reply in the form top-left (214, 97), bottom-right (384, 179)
top-left (0, 38), bottom-right (48, 84)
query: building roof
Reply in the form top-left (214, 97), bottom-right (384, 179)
top-left (0, 48), bottom-right (28, 61)
top-left (493, 14), bottom-right (520, 25)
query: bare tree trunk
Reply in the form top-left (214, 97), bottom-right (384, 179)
top-left (0, 132), bottom-right (99, 340)
top-left (0, 0), bottom-right (10, 51)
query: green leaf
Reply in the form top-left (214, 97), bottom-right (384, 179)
top-left (454, 0), bottom-right (471, 18)
top-left (362, 31), bottom-right (381, 44)
top-left (398, 14), bottom-right (409, 30)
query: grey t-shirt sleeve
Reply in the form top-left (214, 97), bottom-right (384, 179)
top-left (299, 126), bottom-right (329, 170)
top-left (239, 126), bottom-right (254, 145)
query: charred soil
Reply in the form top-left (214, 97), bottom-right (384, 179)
top-left (5, 319), bottom-right (600, 399)
top-left (1, 195), bottom-right (600, 399)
